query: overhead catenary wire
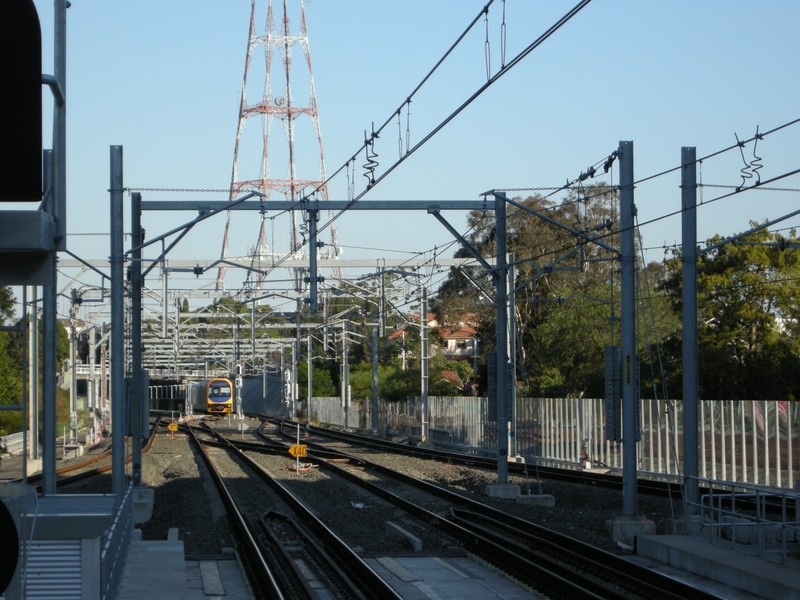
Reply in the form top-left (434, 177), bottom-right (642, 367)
top-left (311, 0), bottom-right (594, 237)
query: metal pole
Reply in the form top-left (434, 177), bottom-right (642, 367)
top-left (619, 140), bottom-right (637, 516)
top-left (307, 334), bottom-right (312, 421)
top-left (280, 351), bottom-right (287, 414)
top-left (508, 252), bottom-right (517, 458)
top-left (342, 321), bottom-right (349, 429)
top-left (53, 0), bottom-right (67, 251)
top-left (21, 286), bottom-right (28, 483)
top-left (42, 149), bottom-right (57, 495)
top-left (380, 266), bottom-right (386, 338)
top-left (101, 337), bottom-right (107, 425)
top-left (495, 193), bottom-right (509, 484)
top-left (681, 146), bottom-right (699, 510)
top-left (29, 286), bottom-right (39, 461)
top-left (251, 300), bottom-right (256, 367)
top-left (88, 325), bottom-right (95, 414)
top-left (372, 321), bottom-right (379, 434)
top-left (69, 298), bottom-right (77, 444)
top-left (421, 288), bottom-right (429, 443)
top-left (161, 265), bottom-right (168, 337)
top-left (309, 208), bottom-right (318, 312)
top-left (110, 145), bottom-right (126, 504)
top-left (131, 192), bottom-right (143, 488)
top-left (295, 301), bottom-right (301, 407)
top-left (290, 348), bottom-right (296, 407)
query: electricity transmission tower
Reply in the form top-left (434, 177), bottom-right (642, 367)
top-left (217, 0), bottom-right (340, 294)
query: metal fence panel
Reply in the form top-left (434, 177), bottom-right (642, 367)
top-left (307, 395), bottom-right (798, 490)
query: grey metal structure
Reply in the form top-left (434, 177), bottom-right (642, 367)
top-left (421, 288), bottom-right (429, 442)
top-left (110, 146), bottom-right (127, 504)
top-left (618, 140), bottom-right (638, 517)
top-left (494, 195), bottom-right (510, 484)
top-left (42, 150), bottom-right (57, 495)
top-left (371, 320), bottom-right (379, 434)
top-left (28, 286), bottom-right (39, 461)
top-left (131, 192), bottom-right (144, 488)
top-left (508, 252), bottom-right (517, 458)
top-left (682, 147), bottom-right (699, 511)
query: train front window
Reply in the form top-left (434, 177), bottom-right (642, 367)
top-left (210, 385), bottom-right (231, 398)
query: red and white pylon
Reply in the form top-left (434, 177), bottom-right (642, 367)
top-left (217, 0), bottom-right (340, 294)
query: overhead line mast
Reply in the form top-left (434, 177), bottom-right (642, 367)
top-left (217, 0), bottom-right (340, 294)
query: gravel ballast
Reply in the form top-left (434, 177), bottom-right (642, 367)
top-left (61, 418), bottom-right (681, 557)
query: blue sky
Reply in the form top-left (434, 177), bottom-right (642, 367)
top-left (25, 0), bottom-right (800, 315)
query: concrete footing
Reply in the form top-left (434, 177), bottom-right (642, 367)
top-left (607, 515), bottom-right (655, 547)
top-left (385, 521), bottom-right (422, 551)
top-left (517, 493), bottom-right (555, 506)
top-left (133, 487), bottom-right (155, 525)
top-left (637, 535), bottom-right (800, 600)
top-left (485, 483), bottom-right (520, 499)
top-left (63, 444), bottom-right (84, 459)
top-left (664, 515), bottom-right (704, 535)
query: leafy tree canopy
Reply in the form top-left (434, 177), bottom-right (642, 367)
top-left (659, 224), bottom-right (800, 399)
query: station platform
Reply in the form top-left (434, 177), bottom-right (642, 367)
top-left (116, 529), bottom-right (253, 600)
top-left (116, 534), bottom-right (541, 599)
top-left (635, 534), bottom-right (800, 600)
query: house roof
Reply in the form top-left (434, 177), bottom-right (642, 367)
top-left (58, 318), bottom-right (86, 330)
top-left (438, 325), bottom-right (477, 340)
top-left (387, 326), bottom-right (410, 341)
top-left (407, 312), bottom-right (438, 325)
top-left (440, 370), bottom-right (463, 388)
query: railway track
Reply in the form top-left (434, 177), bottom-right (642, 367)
top-left (186, 421), bottom-right (402, 600)
top-left (20, 415), bottom-right (163, 490)
top-left (286, 417), bottom-right (796, 520)
top-left (203, 417), bottom-right (722, 600)
top-left (296, 418), bottom-right (680, 498)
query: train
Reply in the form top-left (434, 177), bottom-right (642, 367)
top-left (187, 377), bottom-right (235, 414)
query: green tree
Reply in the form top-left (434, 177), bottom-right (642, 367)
top-left (0, 288), bottom-right (20, 434)
top-left (349, 362), bottom-right (396, 401)
top-left (436, 185), bottom-right (625, 398)
top-left (659, 224), bottom-right (800, 399)
top-left (297, 363), bottom-right (336, 398)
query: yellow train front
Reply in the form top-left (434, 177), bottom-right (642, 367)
top-left (206, 377), bottom-right (234, 414)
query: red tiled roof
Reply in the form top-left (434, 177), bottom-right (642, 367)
top-left (387, 328), bottom-right (405, 340)
top-left (440, 370), bottom-right (463, 388)
top-left (438, 326), bottom-right (477, 339)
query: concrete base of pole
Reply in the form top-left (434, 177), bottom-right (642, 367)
top-left (607, 515), bottom-right (655, 548)
top-left (26, 458), bottom-right (42, 474)
top-left (417, 442), bottom-right (434, 450)
top-left (485, 483), bottom-right (520, 499)
top-left (133, 487), bottom-right (155, 524)
top-left (63, 444), bottom-right (84, 459)
top-left (517, 493), bottom-right (555, 506)
top-left (665, 515), bottom-right (704, 535)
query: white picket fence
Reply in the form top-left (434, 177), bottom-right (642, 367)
top-left (307, 396), bottom-right (799, 490)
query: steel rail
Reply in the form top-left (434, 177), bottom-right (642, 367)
top-left (262, 418), bottom-right (723, 600)
top-left (23, 416), bottom-right (163, 490)
top-left (301, 420), bottom-right (679, 498)
top-left (296, 420), bottom-right (793, 517)
top-left (184, 424), bottom-right (286, 600)
top-left (192, 422), bottom-right (402, 600)
top-left (259, 511), bottom-right (371, 600)
top-left (448, 508), bottom-right (710, 600)
top-left (255, 421), bottom-right (609, 599)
